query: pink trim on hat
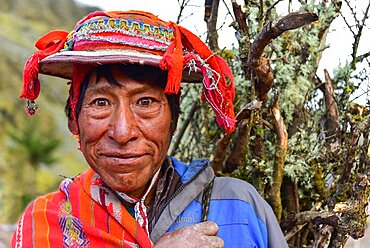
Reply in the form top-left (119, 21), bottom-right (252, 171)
top-left (74, 35), bottom-right (169, 52)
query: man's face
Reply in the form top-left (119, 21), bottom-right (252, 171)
top-left (75, 66), bottom-right (172, 198)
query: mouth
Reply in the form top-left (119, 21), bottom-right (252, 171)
top-left (99, 152), bottom-right (148, 162)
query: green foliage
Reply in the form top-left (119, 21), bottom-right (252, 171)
top-left (8, 118), bottom-right (61, 168)
top-left (285, 129), bottom-right (323, 186)
top-left (0, 0), bottom-right (95, 224)
top-left (0, 114), bottom-right (61, 223)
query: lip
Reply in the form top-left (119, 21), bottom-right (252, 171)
top-left (98, 151), bottom-right (149, 163)
top-left (100, 152), bottom-right (146, 159)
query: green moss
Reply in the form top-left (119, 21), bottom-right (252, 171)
top-left (255, 125), bottom-right (264, 137)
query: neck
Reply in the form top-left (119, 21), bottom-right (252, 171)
top-left (120, 167), bottom-right (162, 206)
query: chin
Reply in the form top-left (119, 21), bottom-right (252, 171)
top-left (108, 176), bottom-right (146, 196)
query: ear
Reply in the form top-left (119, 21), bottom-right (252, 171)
top-left (68, 116), bottom-right (79, 135)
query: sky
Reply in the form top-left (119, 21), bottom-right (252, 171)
top-left (75, 0), bottom-right (370, 103)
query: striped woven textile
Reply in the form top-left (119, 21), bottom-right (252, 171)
top-left (11, 168), bottom-right (153, 248)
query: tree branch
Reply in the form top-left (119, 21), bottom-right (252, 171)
top-left (348, 0), bottom-right (370, 69)
top-left (212, 99), bottom-right (261, 174)
top-left (268, 92), bottom-right (288, 221)
top-left (223, 118), bottom-right (252, 173)
top-left (323, 69), bottom-right (340, 147)
top-left (264, 0), bottom-right (284, 22)
top-left (283, 174), bottom-right (370, 242)
top-left (356, 50), bottom-right (370, 63)
top-left (176, 0), bottom-right (192, 24)
top-left (231, 0), bottom-right (249, 33)
top-left (339, 0), bottom-right (359, 37)
top-left (212, 133), bottom-right (232, 175)
top-left (247, 12), bottom-right (318, 102)
top-left (221, 0), bottom-right (235, 22)
top-left (170, 101), bottom-right (198, 156)
top-left (205, 0), bottom-right (220, 51)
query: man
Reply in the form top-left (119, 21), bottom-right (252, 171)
top-left (12, 10), bottom-right (288, 247)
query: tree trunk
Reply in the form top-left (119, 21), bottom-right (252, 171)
top-left (268, 93), bottom-right (288, 221)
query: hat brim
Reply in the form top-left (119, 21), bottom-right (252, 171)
top-left (39, 50), bottom-right (203, 82)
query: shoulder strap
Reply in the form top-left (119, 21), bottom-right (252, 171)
top-left (201, 177), bottom-right (215, 222)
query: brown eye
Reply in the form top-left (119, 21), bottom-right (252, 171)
top-left (93, 98), bottom-right (109, 107)
top-left (139, 97), bottom-right (153, 107)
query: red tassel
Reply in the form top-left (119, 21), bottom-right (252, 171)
top-left (20, 54), bottom-right (42, 101)
top-left (160, 22), bottom-right (184, 94)
top-left (20, 30), bottom-right (68, 105)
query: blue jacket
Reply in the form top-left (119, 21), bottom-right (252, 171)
top-left (150, 157), bottom-right (288, 248)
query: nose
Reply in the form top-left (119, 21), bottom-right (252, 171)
top-left (108, 106), bottom-right (140, 145)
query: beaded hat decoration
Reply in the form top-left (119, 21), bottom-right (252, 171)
top-left (20, 10), bottom-right (237, 133)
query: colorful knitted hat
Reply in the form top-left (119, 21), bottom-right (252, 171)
top-left (20, 10), bottom-right (237, 133)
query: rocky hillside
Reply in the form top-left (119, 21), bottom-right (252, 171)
top-left (0, 0), bottom-right (97, 100)
top-left (0, 0), bottom-right (96, 26)
top-left (0, 0), bottom-right (98, 224)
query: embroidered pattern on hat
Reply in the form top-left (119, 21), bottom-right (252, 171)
top-left (63, 17), bottom-right (174, 52)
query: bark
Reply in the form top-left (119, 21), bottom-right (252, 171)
top-left (170, 101), bottom-right (198, 156)
top-left (204, 0), bottom-right (213, 21)
top-left (283, 210), bottom-right (339, 229)
top-left (251, 115), bottom-right (264, 158)
top-left (212, 133), bottom-right (232, 175)
top-left (205, 0), bottom-right (220, 51)
top-left (329, 230), bottom-right (348, 248)
top-left (313, 226), bottom-right (333, 248)
top-left (285, 224), bottom-right (306, 241)
top-left (212, 100), bottom-right (262, 174)
top-left (338, 129), bottom-right (360, 185)
top-left (223, 118), bottom-right (251, 173)
top-left (223, 101), bottom-right (262, 173)
top-left (282, 176), bottom-right (300, 220)
top-left (268, 93), bottom-right (288, 221)
top-left (234, 100), bottom-right (263, 120)
top-left (283, 174), bottom-right (370, 243)
top-left (231, 0), bottom-right (250, 78)
top-left (359, 124), bottom-right (370, 173)
top-left (323, 69), bottom-right (340, 147)
top-left (231, 0), bottom-right (248, 33)
top-left (247, 12), bottom-right (318, 102)
top-left (282, 178), bottom-right (301, 247)
top-left (334, 117), bottom-right (361, 202)
top-left (344, 174), bottom-right (370, 239)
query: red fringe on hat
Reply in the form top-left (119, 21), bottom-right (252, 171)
top-left (179, 26), bottom-right (236, 133)
top-left (160, 22), bottom-right (184, 95)
top-left (158, 22), bottom-right (236, 133)
top-left (20, 30), bottom-right (68, 114)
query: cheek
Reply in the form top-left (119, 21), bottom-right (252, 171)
top-left (139, 113), bottom-right (172, 149)
top-left (78, 115), bottom-right (110, 152)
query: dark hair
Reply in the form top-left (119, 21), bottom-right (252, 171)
top-left (65, 64), bottom-right (181, 133)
